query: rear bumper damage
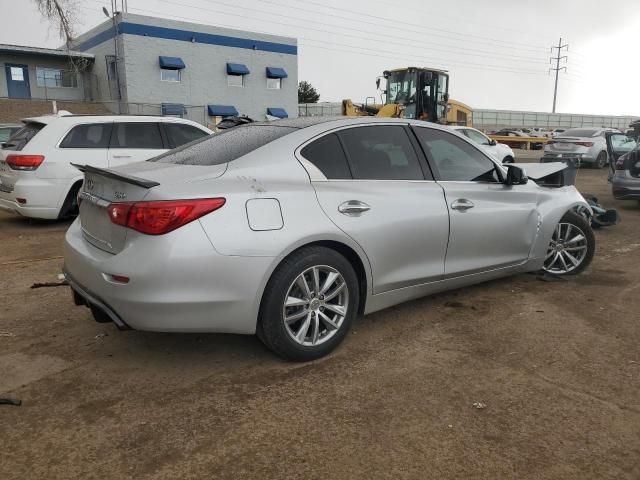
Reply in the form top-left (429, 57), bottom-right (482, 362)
top-left (64, 268), bottom-right (131, 330)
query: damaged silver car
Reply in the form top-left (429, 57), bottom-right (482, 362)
top-left (64, 118), bottom-right (595, 361)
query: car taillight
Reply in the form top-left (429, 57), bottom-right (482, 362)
top-left (615, 157), bottom-right (627, 170)
top-left (107, 198), bottom-right (226, 235)
top-left (6, 154), bottom-right (45, 171)
top-left (574, 141), bottom-right (594, 147)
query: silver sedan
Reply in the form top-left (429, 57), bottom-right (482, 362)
top-left (64, 117), bottom-right (595, 361)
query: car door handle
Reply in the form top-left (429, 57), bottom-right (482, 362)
top-left (112, 154), bottom-right (132, 159)
top-left (451, 199), bottom-right (475, 211)
top-left (338, 200), bottom-right (371, 216)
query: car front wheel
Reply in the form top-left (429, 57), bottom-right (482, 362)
top-left (258, 246), bottom-right (359, 361)
top-left (542, 211), bottom-right (595, 276)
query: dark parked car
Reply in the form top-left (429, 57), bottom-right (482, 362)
top-left (607, 132), bottom-right (640, 200)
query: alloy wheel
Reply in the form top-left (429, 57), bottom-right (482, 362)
top-left (543, 222), bottom-right (589, 274)
top-left (282, 265), bottom-right (349, 347)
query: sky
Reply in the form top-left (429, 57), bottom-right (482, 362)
top-left (1, 0), bottom-right (639, 116)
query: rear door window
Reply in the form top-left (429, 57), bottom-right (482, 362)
top-left (164, 123), bottom-right (209, 148)
top-left (2, 122), bottom-right (45, 151)
top-left (111, 122), bottom-right (164, 149)
top-left (300, 133), bottom-right (352, 179)
top-left (337, 125), bottom-right (425, 180)
top-left (60, 123), bottom-right (113, 148)
top-left (150, 125), bottom-right (296, 165)
top-left (463, 129), bottom-right (491, 146)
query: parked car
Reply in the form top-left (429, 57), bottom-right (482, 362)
top-left (450, 126), bottom-right (515, 163)
top-left (544, 128), bottom-right (610, 168)
top-left (64, 117), bottom-right (594, 361)
top-left (492, 128), bottom-right (544, 150)
top-left (0, 124), bottom-right (21, 145)
top-left (0, 113), bottom-right (212, 219)
top-left (607, 132), bottom-right (640, 200)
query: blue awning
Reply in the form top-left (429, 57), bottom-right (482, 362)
top-left (266, 67), bottom-right (288, 78)
top-left (226, 63), bottom-right (250, 75)
top-left (208, 105), bottom-right (238, 117)
top-left (267, 107), bottom-right (288, 119)
top-left (159, 56), bottom-right (185, 70)
top-left (161, 103), bottom-right (185, 116)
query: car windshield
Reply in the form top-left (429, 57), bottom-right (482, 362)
top-left (561, 129), bottom-right (599, 137)
top-left (610, 134), bottom-right (637, 154)
top-left (149, 124), bottom-right (297, 165)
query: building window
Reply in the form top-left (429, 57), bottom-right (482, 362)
top-left (228, 74), bottom-right (244, 87)
top-left (161, 69), bottom-right (181, 82)
top-left (267, 78), bottom-right (281, 90)
top-left (36, 67), bottom-right (78, 88)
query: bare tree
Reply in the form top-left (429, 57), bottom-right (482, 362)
top-left (32, 0), bottom-right (78, 48)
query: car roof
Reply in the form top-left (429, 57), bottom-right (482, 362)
top-left (254, 116), bottom-right (458, 133)
top-left (20, 113), bottom-right (207, 126)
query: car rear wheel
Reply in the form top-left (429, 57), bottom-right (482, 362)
top-left (595, 151), bottom-right (607, 169)
top-left (58, 182), bottom-right (82, 220)
top-left (258, 246), bottom-right (359, 361)
top-left (542, 211), bottom-right (595, 276)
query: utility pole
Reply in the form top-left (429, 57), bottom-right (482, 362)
top-left (549, 37), bottom-right (568, 113)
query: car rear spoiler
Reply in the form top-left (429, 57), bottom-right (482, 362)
top-left (71, 163), bottom-right (160, 189)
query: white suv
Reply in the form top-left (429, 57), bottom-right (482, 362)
top-left (0, 113), bottom-right (212, 220)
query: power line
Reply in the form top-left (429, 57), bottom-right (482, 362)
top-left (299, 39), bottom-right (547, 76)
top-left (115, 2), bottom-right (549, 76)
top-left (254, 0), bottom-right (549, 52)
top-left (143, 0), bottom-right (549, 65)
top-left (549, 37), bottom-right (569, 113)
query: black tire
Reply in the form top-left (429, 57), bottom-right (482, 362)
top-left (58, 182), bottom-right (82, 220)
top-left (502, 156), bottom-right (514, 164)
top-left (257, 246), bottom-right (359, 361)
top-left (543, 211), bottom-right (595, 276)
top-left (594, 151), bottom-right (607, 169)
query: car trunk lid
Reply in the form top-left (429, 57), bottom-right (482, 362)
top-left (547, 137), bottom-right (590, 154)
top-left (75, 162), bottom-right (227, 254)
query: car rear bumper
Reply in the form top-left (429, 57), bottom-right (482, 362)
top-left (543, 151), bottom-right (596, 164)
top-left (0, 176), bottom-right (64, 219)
top-left (63, 218), bottom-right (275, 334)
top-left (612, 172), bottom-right (640, 199)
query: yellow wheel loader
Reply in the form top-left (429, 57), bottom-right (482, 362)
top-left (342, 67), bottom-right (450, 124)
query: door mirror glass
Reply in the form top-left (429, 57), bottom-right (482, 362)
top-left (505, 165), bottom-right (528, 185)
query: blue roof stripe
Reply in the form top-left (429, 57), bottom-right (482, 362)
top-left (76, 22), bottom-right (297, 55)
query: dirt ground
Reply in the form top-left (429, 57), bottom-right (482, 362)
top-left (1, 155), bottom-right (639, 480)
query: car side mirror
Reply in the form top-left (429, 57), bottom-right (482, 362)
top-left (488, 139), bottom-right (497, 146)
top-left (505, 165), bottom-right (528, 185)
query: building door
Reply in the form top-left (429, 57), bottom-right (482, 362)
top-left (5, 64), bottom-right (31, 99)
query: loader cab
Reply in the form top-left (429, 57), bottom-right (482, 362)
top-left (382, 68), bottom-right (449, 123)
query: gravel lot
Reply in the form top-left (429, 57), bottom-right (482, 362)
top-left (1, 157), bottom-right (639, 479)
